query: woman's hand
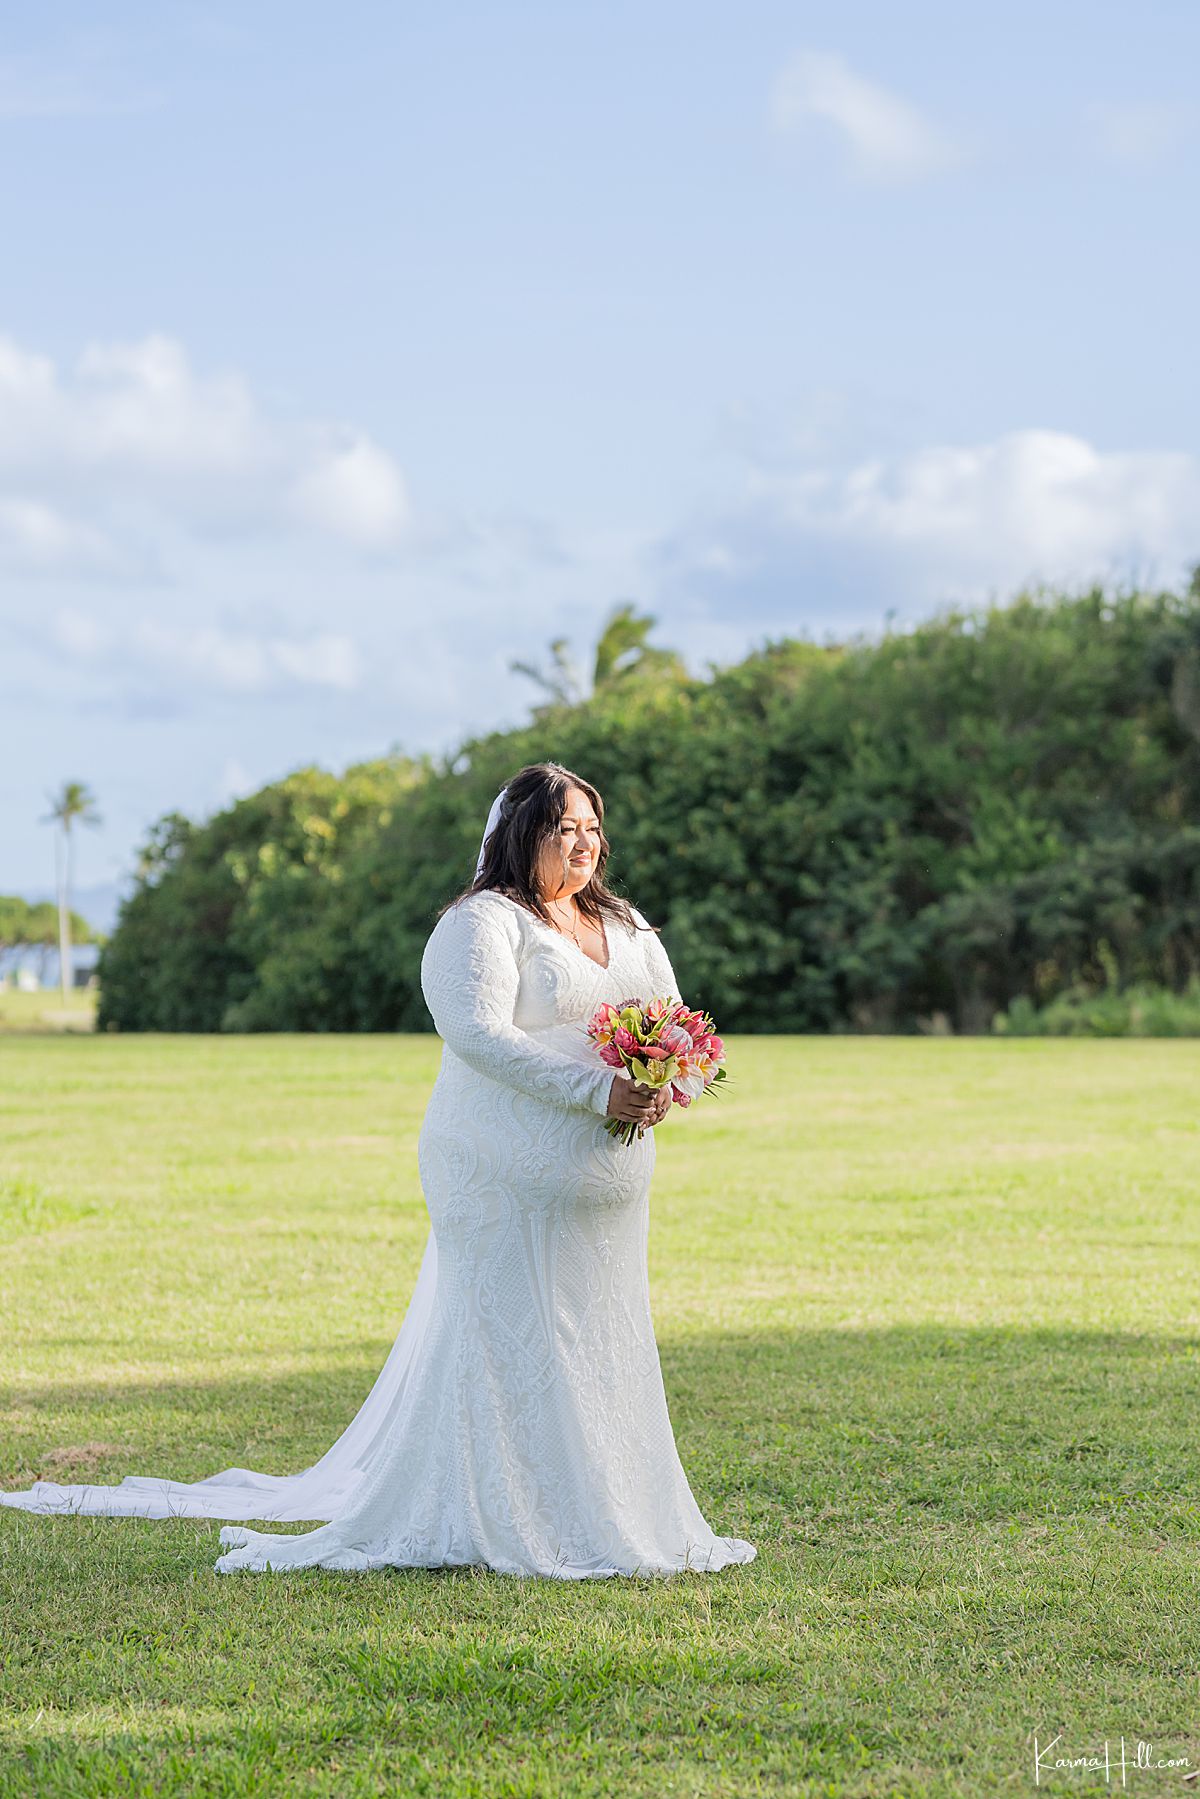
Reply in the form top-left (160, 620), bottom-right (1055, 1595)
top-left (606, 1076), bottom-right (673, 1131)
top-left (645, 1087), bottom-right (672, 1126)
top-left (606, 1074), bottom-right (658, 1127)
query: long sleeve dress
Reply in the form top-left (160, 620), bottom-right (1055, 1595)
top-left (1, 890), bottom-right (757, 1580)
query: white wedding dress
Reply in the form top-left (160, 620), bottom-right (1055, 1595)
top-left (1, 890), bottom-right (756, 1580)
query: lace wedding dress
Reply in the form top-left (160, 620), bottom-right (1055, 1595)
top-left (1, 891), bottom-right (756, 1580)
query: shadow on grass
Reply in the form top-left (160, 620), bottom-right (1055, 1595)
top-left (3, 1324), bottom-right (1198, 1539)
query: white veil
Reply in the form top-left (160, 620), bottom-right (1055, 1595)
top-left (475, 783), bottom-right (509, 878)
top-left (0, 791), bottom-right (510, 1529)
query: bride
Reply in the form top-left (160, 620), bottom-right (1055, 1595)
top-left (2, 761), bottom-right (757, 1580)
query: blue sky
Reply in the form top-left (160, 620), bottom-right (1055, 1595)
top-left (4, 0), bottom-right (1199, 922)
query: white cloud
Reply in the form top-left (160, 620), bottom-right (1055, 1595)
top-left (0, 330), bottom-right (410, 567)
top-left (1088, 102), bottom-right (1192, 168)
top-left (772, 430), bottom-right (1199, 568)
top-left (51, 605), bottom-right (114, 657)
top-left (51, 608), bottom-right (362, 695)
top-left (0, 496), bottom-right (129, 576)
top-left (667, 429), bottom-right (1200, 614)
top-left (268, 631), bottom-right (362, 689)
top-left (292, 435), bottom-right (410, 547)
top-left (769, 50), bottom-right (958, 182)
top-left (66, 335), bottom-right (271, 474)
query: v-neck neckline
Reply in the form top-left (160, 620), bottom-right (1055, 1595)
top-left (487, 890), bottom-right (612, 973)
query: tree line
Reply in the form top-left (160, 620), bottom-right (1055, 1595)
top-left (96, 581), bottom-right (1200, 1034)
top-left (1, 897), bottom-right (98, 985)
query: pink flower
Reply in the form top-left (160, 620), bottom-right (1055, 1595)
top-left (673, 1046), bottom-right (718, 1098)
top-left (587, 1001), bottom-right (621, 1045)
top-left (590, 991), bottom-right (726, 1140)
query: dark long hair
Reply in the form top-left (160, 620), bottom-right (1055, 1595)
top-left (438, 761), bottom-right (653, 941)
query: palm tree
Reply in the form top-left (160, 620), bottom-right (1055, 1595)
top-left (508, 637), bottom-right (584, 708)
top-left (510, 604), bottom-right (686, 716)
top-left (591, 602), bottom-right (686, 690)
top-left (41, 781), bottom-right (102, 1003)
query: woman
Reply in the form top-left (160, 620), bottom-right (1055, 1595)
top-left (2, 762), bottom-right (756, 1580)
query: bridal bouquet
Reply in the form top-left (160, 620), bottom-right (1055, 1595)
top-left (586, 995), bottom-right (727, 1145)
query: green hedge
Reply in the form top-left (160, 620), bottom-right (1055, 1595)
top-left (98, 582), bottom-right (1200, 1033)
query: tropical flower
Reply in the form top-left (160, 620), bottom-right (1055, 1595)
top-left (585, 993), bottom-right (729, 1145)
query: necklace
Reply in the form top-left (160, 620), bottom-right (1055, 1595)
top-left (544, 896), bottom-right (582, 947)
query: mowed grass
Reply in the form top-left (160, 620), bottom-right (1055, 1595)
top-left (0, 988), bottom-right (96, 1034)
top-left (2, 1033), bottom-right (1199, 1797)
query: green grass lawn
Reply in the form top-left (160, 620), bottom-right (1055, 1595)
top-left (0, 987), bottom-right (96, 1034)
top-left (2, 1033), bottom-right (1199, 1797)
